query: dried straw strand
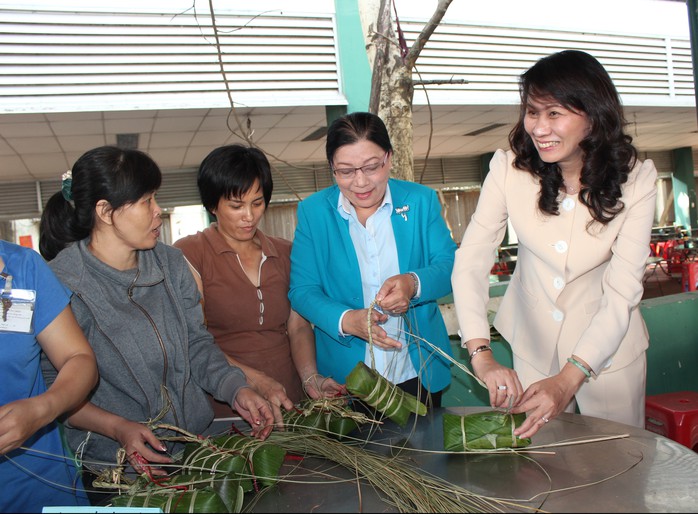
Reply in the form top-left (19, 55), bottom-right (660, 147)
top-left (265, 430), bottom-right (539, 513)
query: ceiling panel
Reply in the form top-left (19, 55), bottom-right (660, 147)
top-left (1, 103), bottom-right (697, 185)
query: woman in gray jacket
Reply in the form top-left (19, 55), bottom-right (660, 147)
top-left (39, 146), bottom-right (274, 501)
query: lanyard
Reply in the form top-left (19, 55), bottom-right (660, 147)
top-left (1, 272), bottom-right (12, 322)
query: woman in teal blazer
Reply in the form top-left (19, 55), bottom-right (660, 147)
top-left (289, 112), bottom-right (456, 406)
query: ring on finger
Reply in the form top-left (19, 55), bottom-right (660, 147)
top-left (497, 385), bottom-right (507, 391)
top-left (541, 417), bottom-right (549, 423)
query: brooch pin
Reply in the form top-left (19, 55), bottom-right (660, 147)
top-left (395, 205), bottom-right (409, 221)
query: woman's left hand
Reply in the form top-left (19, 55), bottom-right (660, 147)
top-left (510, 370), bottom-right (584, 438)
top-left (245, 372), bottom-right (294, 429)
top-left (302, 374), bottom-right (347, 400)
top-left (233, 388), bottom-right (275, 440)
top-left (374, 273), bottom-right (415, 314)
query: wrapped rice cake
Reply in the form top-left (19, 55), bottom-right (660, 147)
top-left (443, 410), bottom-right (532, 450)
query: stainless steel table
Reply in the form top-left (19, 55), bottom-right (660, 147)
top-left (211, 406), bottom-right (698, 513)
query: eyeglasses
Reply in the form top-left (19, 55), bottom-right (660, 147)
top-left (332, 152), bottom-right (389, 180)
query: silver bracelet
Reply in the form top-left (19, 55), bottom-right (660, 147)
top-left (469, 345), bottom-right (492, 360)
top-left (408, 271), bottom-right (419, 299)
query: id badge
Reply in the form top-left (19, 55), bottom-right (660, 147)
top-left (0, 288), bottom-right (36, 334)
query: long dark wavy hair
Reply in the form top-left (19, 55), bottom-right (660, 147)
top-left (39, 146), bottom-right (161, 261)
top-left (508, 49), bottom-right (637, 225)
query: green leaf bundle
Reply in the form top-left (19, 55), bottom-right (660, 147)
top-left (345, 361), bottom-right (427, 426)
top-left (150, 473), bottom-right (243, 513)
top-left (284, 400), bottom-right (360, 439)
top-left (443, 411), bottom-right (532, 451)
top-left (208, 434), bottom-right (286, 488)
top-left (110, 487), bottom-right (230, 513)
top-left (181, 443), bottom-right (253, 492)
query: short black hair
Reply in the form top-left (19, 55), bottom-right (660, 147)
top-left (197, 144), bottom-right (273, 215)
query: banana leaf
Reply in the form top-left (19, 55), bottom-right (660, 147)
top-left (181, 444), bottom-right (254, 492)
top-left (209, 475), bottom-right (245, 513)
top-left (345, 361), bottom-right (427, 426)
top-left (142, 473), bottom-right (244, 513)
top-left (283, 401), bottom-right (359, 439)
top-left (110, 487), bottom-right (230, 513)
top-left (208, 434), bottom-right (286, 488)
top-left (442, 411), bottom-right (532, 451)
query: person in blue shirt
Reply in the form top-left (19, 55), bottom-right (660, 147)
top-left (0, 239), bottom-right (98, 513)
top-left (288, 111), bottom-right (456, 408)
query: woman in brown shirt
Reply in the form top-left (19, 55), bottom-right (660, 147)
top-left (174, 144), bottom-right (345, 426)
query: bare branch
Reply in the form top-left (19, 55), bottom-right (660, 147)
top-left (203, 1), bottom-right (305, 200)
top-left (404, 0), bottom-right (453, 68)
top-left (413, 78), bottom-right (468, 86)
top-left (369, 0), bottom-right (393, 113)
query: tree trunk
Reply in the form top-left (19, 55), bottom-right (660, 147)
top-left (380, 65), bottom-right (415, 181)
top-left (361, 0), bottom-right (453, 182)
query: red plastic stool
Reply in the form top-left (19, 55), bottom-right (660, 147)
top-left (645, 391), bottom-right (698, 451)
top-left (681, 262), bottom-right (698, 292)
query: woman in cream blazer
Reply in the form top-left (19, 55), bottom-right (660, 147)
top-left (452, 50), bottom-right (657, 438)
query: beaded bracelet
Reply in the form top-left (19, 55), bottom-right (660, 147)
top-left (567, 357), bottom-right (592, 378)
top-left (469, 345), bottom-right (492, 360)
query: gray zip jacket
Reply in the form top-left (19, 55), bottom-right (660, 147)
top-left (42, 239), bottom-right (248, 467)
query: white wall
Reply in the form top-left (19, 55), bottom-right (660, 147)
top-left (400, 0), bottom-right (689, 38)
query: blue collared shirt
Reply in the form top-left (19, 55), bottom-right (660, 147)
top-left (336, 185), bottom-right (416, 385)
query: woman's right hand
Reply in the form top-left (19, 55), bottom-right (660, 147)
top-left (341, 308), bottom-right (402, 350)
top-left (113, 420), bottom-right (172, 476)
top-left (0, 397), bottom-right (51, 455)
top-left (466, 339), bottom-right (523, 410)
